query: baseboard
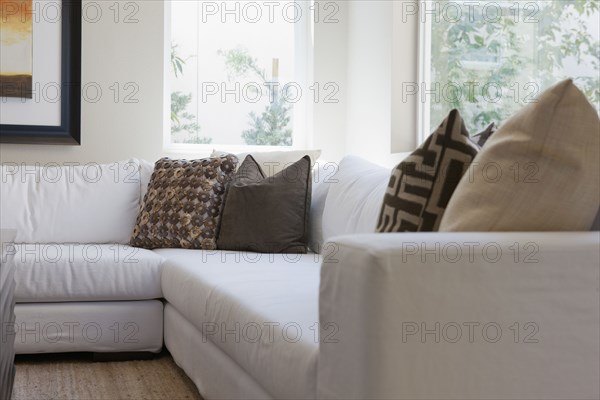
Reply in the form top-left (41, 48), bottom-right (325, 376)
top-left (93, 350), bottom-right (163, 362)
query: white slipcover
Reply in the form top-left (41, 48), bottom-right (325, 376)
top-left (165, 304), bottom-right (273, 399)
top-left (14, 300), bottom-right (164, 354)
top-left (321, 156), bottom-right (390, 242)
top-left (318, 231), bottom-right (600, 399)
top-left (158, 248), bottom-right (321, 400)
top-left (12, 244), bottom-right (163, 302)
top-left (210, 149), bottom-right (322, 176)
top-left (0, 160), bottom-right (142, 244)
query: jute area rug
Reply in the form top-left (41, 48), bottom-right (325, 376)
top-left (12, 351), bottom-right (203, 400)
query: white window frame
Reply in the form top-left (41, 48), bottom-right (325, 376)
top-left (417, 4), bottom-right (432, 144)
top-left (163, 0), bottom-right (314, 154)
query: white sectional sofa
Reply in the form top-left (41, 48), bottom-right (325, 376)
top-left (1, 156), bottom-right (599, 399)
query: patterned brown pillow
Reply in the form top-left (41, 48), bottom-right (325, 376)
top-left (376, 109), bottom-right (479, 232)
top-left (472, 122), bottom-right (497, 147)
top-left (130, 155), bottom-right (238, 249)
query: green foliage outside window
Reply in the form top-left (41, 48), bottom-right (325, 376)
top-left (219, 47), bottom-right (293, 146)
top-left (170, 44), bottom-right (212, 144)
top-left (430, 0), bottom-right (599, 133)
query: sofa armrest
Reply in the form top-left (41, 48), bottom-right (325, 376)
top-left (317, 232), bottom-right (600, 399)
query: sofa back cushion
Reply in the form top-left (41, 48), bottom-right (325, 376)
top-left (211, 149), bottom-right (321, 176)
top-left (0, 159), bottom-right (142, 244)
top-left (321, 156), bottom-right (390, 243)
top-left (139, 158), bottom-right (155, 204)
top-left (308, 161), bottom-right (338, 253)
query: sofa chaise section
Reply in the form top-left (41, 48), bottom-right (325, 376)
top-left (159, 248), bottom-right (322, 399)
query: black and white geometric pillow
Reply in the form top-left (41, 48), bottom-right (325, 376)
top-left (376, 109), bottom-right (479, 232)
top-left (472, 122), bottom-right (497, 147)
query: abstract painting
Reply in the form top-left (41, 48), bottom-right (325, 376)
top-left (0, 0), bottom-right (33, 98)
top-left (0, 0), bottom-right (81, 144)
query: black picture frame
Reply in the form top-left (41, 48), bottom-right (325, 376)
top-left (0, 0), bottom-right (82, 145)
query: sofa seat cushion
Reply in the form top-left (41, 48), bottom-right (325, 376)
top-left (157, 248), bottom-right (321, 400)
top-left (13, 244), bottom-right (164, 302)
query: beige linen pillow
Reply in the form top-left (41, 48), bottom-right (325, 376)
top-left (210, 149), bottom-right (321, 177)
top-left (439, 79), bottom-right (600, 231)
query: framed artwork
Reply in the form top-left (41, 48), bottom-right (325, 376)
top-left (0, 0), bottom-right (81, 145)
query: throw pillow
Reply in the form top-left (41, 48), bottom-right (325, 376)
top-left (376, 109), bottom-right (479, 232)
top-left (217, 155), bottom-right (312, 253)
top-left (130, 155), bottom-right (238, 250)
top-left (472, 123), bottom-right (497, 147)
top-left (592, 209), bottom-right (600, 231)
top-left (439, 79), bottom-right (600, 231)
top-left (210, 149), bottom-right (321, 176)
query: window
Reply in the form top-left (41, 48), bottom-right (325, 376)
top-left (167, 0), bottom-right (312, 150)
top-left (420, 0), bottom-right (600, 138)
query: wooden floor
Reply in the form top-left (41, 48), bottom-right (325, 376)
top-left (12, 351), bottom-right (202, 400)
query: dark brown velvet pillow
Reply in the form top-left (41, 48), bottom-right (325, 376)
top-left (591, 208), bottom-right (600, 230)
top-left (130, 155), bottom-right (238, 250)
top-left (217, 155), bottom-right (312, 253)
top-left (472, 122), bottom-right (497, 147)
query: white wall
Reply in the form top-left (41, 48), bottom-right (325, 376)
top-left (345, 0), bottom-right (393, 163)
top-left (0, 0), bottom-right (166, 165)
top-left (344, 0), bottom-right (417, 167)
top-left (391, 0), bottom-right (419, 154)
top-left (313, 0), bottom-right (419, 165)
top-left (312, 0), bottom-right (349, 162)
